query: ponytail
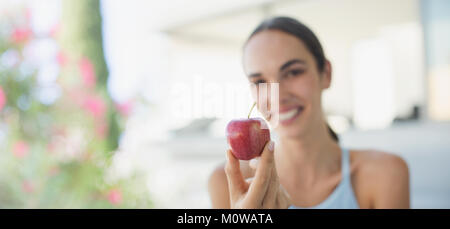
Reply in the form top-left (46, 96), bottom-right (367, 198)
top-left (327, 124), bottom-right (339, 142)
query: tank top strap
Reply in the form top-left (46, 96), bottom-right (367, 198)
top-left (288, 146), bottom-right (360, 209)
top-left (341, 147), bottom-right (350, 179)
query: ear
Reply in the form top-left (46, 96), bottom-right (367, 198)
top-left (320, 60), bottom-right (332, 90)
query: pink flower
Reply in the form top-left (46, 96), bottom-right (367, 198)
top-left (24, 8), bottom-right (32, 25)
top-left (48, 166), bottom-right (60, 176)
top-left (56, 51), bottom-right (67, 67)
top-left (46, 141), bottom-right (56, 154)
top-left (22, 180), bottom-right (34, 193)
top-left (0, 86), bottom-right (5, 111)
top-left (83, 95), bottom-right (106, 119)
top-left (95, 121), bottom-right (108, 139)
top-left (66, 88), bottom-right (86, 108)
top-left (49, 23), bottom-right (61, 38)
top-left (116, 101), bottom-right (133, 117)
top-left (78, 58), bottom-right (96, 88)
top-left (107, 188), bottom-right (122, 205)
top-left (51, 125), bottom-right (67, 137)
top-left (13, 141), bottom-right (29, 159)
top-left (10, 27), bottom-right (32, 44)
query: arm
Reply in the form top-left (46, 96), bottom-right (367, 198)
top-left (208, 164), bottom-right (230, 209)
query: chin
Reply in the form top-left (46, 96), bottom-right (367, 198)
top-left (276, 123), bottom-right (306, 139)
top-left (274, 113), bottom-right (308, 139)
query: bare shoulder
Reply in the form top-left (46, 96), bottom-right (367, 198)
top-left (208, 161), bottom-right (254, 209)
top-left (350, 149), bottom-right (410, 208)
top-left (352, 149), bottom-right (409, 174)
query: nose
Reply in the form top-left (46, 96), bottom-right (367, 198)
top-left (250, 78), bottom-right (290, 116)
top-left (277, 80), bottom-right (292, 107)
top-left (258, 81), bottom-right (285, 116)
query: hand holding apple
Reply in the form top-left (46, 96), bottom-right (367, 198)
top-left (224, 140), bottom-right (291, 209)
top-left (224, 102), bottom-right (290, 209)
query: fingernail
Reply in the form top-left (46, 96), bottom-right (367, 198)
top-left (268, 141), bottom-right (274, 152)
top-left (249, 158), bottom-right (259, 168)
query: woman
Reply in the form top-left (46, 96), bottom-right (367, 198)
top-left (208, 17), bottom-right (410, 209)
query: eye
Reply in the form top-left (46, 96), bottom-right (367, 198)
top-left (286, 69), bottom-right (304, 78)
top-left (252, 79), bottom-right (266, 85)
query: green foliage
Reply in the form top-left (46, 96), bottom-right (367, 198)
top-left (0, 4), bottom-right (152, 208)
top-left (60, 0), bottom-right (119, 151)
top-left (60, 0), bottom-right (108, 87)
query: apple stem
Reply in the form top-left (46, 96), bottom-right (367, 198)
top-left (248, 102), bottom-right (256, 119)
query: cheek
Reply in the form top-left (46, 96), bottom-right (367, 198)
top-left (285, 74), bottom-right (318, 103)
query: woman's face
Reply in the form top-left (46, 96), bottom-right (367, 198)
top-left (243, 30), bottom-right (331, 138)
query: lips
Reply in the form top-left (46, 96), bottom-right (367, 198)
top-left (278, 106), bottom-right (304, 124)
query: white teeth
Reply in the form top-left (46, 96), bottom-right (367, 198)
top-left (279, 108), bottom-right (300, 121)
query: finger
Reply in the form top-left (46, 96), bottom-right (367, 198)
top-left (262, 162), bottom-right (279, 208)
top-left (247, 140), bottom-right (275, 203)
top-left (225, 149), bottom-right (247, 198)
top-left (249, 158), bottom-right (259, 171)
top-left (276, 185), bottom-right (292, 209)
top-left (245, 177), bottom-right (254, 186)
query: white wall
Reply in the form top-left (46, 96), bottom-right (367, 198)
top-left (272, 0), bottom-right (423, 120)
top-left (165, 0), bottom-right (424, 127)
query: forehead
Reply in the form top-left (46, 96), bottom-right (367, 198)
top-left (243, 30), bottom-right (311, 74)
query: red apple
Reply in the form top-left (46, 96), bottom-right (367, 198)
top-left (226, 118), bottom-right (271, 160)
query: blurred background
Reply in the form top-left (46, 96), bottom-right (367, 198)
top-left (0, 0), bottom-right (449, 208)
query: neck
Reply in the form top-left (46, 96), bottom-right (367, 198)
top-left (275, 120), bottom-right (341, 186)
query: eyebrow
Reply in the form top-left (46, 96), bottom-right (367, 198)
top-left (279, 59), bottom-right (306, 72)
top-left (248, 72), bottom-right (262, 78)
top-left (247, 58), bottom-right (306, 78)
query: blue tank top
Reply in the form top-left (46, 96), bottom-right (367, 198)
top-left (288, 148), bottom-right (360, 209)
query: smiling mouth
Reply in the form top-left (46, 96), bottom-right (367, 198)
top-left (278, 106), bottom-right (304, 125)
